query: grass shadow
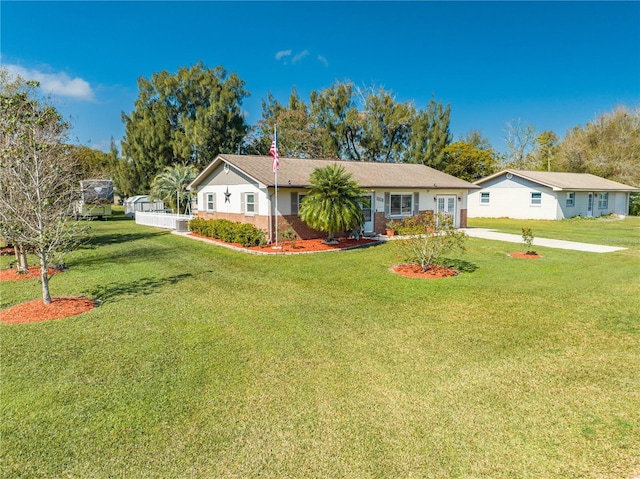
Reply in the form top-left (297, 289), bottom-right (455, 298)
top-left (83, 231), bottom-right (169, 248)
top-left (86, 273), bottom-right (193, 304)
top-left (437, 257), bottom-right (479, 273)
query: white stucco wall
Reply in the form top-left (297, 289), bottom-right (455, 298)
top-left (468, 181), bottom-right (558, 219)
top-left (468, 174), bottom-right (632, 219)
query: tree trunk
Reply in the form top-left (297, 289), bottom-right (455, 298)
top-left (40, 257), bottom-right (52, 305)
top-left (14, 245), bottom-right (28, 272)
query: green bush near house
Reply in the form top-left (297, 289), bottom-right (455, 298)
top-left (188, 217), bottom-right (266, 247)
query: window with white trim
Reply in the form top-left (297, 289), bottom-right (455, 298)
top-left (245, 193), bottom-right (255, 215)
top-left (566, 192), bottom-right (575, 207)
top-left (480, 192), bottom-right (490, 205)
top-left (206, 193), bottom-right (215, 211)
top-left (390, 193), bottom-right (413, 216)
top-left (598, 192), bottom-right (608, 209)
top-left (530, 192), bottom-right (542, 206)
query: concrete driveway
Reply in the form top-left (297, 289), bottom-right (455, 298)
top-left (462, 228), bottom-right (626, 253)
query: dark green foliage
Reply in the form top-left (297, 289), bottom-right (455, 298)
top-left (188, 218), bottom-right (266, 247)
top-left (629, 192), bottom-right (640, 216)
top-left (442, 141), bottom-right (499, 182)
top-left (233, 223), bottom-right (267, 247)
top-left (121, 62), bottom-right (249, 193)
top-left (406, 98), bottom-right (453, 168)
top-left (298, 164), bottom-right (365, 241)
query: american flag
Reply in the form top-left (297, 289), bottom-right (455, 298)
top-left (269, 133), bottom-right (279, 173)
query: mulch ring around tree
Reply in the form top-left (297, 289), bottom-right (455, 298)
top-left (392, 263), bottom-right (459, 279)
top-left (0, 297), bottom-right (96, 324)
top-left (508, 252), bottom-right (542, 259)
top-left (0, 266), bottom-right (60, 281)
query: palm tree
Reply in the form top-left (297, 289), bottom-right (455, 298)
top-left (150, 164), bottom-right (198, 214)
top-left (299, 164), bottom-right (364, 243)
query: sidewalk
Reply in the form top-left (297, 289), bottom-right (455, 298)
top-left (461, 228), bottom-right (626, 253)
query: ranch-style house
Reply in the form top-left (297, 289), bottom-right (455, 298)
top-left (467, 169), bottom-right (639, 220)
top-left (187, 154), bottom-right (479, 241)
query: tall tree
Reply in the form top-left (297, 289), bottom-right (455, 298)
top-left (0, 73), bottom-right (88, 304)
top-left (503, 119), bottom-right (538, 169)
top-left (555, 106), bottom-right (640, 187)
top-left (121, 62), bottom-right (249, 193)
top-left (531, 130), bottom-right (559, 172)
top-left (359, 87), bottom-right (414, 163)
top-left (68, 145), bottom-right (113, 179)
top-left (298, 164), bottom-right (364, 242)
top-left (460, 129), bottom-right (493, 151)
top-left (249, 87), bottom-right (328, 158)
top-left (406, 98), bottom-right (453, 169)
top-left (310, 81), bottom-right (360, 160)
top-left (442, 142), bottom-right (499, 182)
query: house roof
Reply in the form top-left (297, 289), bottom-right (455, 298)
top-left (188, 154), bottom-right (479, 190)
top-left (474, 169), bottom-right (640, 192)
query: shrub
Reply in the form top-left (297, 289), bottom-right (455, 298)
top-left (394, 213), bottom-right (467, 272)
top-left (234, 223), bottom-right (266, 247)
top-left (187, 218), bottom-right (265, 247)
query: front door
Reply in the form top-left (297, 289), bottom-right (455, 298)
top-left (587, 193), bottom-right (594, 217)
top-left (436, 195), bottom-right (457, 226)
top-left (361, 194), bottom-right (374, 232)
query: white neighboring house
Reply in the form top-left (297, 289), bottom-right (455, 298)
top-left (187, 154), bottom-right (478, 241)
top-left (468, 169), bottom-right (639, 220)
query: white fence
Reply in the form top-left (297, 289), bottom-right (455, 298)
top-left (135, 212), bottom-right (193, 230)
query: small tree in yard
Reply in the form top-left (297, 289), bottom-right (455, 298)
top-left (0, 73), bottom-right (88, 304)
top-left (394, 213), bottom-right (467, 272)
top-left (521, 227), bottom-right (535, 255)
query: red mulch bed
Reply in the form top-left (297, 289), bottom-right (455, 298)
top-left (0, 267), bottom-right (90, 324)
top-left (0, 297), bottom-right (95, 324)
top-left (508, 252), bottom-right (541, 258)
top-left (0, 266), bottom-right (59, 281)
top-left (188, 234), bottom-right (380, 253)
top-left (392, 264), bottom-right (458, 279)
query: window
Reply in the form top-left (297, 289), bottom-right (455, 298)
top-left (390, 193), bottom-right (413, 216)
top-left (566, 192), bottom-right (575, 207)
top-left (480, 192), bottom-right (490, 205)
top-left (206, 193), bottom-right (215, 212)
top-left (598, 192), bottom-right (608, 209)
top-left (530, 192), bottom-right (542, 206)
top-left (245, 193), bottom-right (255, 214)
top-left (291, 193), bottom-right (306, 215)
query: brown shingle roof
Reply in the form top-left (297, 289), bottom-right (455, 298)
top-left (189, 155), bottom-right (478, 190)
top-left (474, 169), bottom-right (640, 191)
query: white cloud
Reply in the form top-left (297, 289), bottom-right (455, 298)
top-left (292, 50), bottom-right (309, 64)
top-left (275, 50), bottom-right (292, 60)
top-left (5, 64), bottom-right (95, 101)
top-left (317, 55), bottom-right (329, 68)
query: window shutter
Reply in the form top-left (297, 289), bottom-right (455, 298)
top-left (212, 192), bottom-right (216, 212)
top-left (291, 192), bottom-right (299, 215)
top-left (413, 192), bottom-right (420, 215)
top-left (240, 193), bottom-right (245, 214)
top-left (385, 192), bottom-right (390, 215)
top-left (254, 194), bottom-right (258, 214)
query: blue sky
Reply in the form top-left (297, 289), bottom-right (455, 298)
top-left (2, 1), bottom-right (639, 154)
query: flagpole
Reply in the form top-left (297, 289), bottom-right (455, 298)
top-left (270, 124), bottom-right (279, 247)
top-left (275, 158), bottom-right (278, 246)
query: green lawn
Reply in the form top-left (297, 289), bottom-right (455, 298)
top-left (2, 214), bottom-right (639, 478)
